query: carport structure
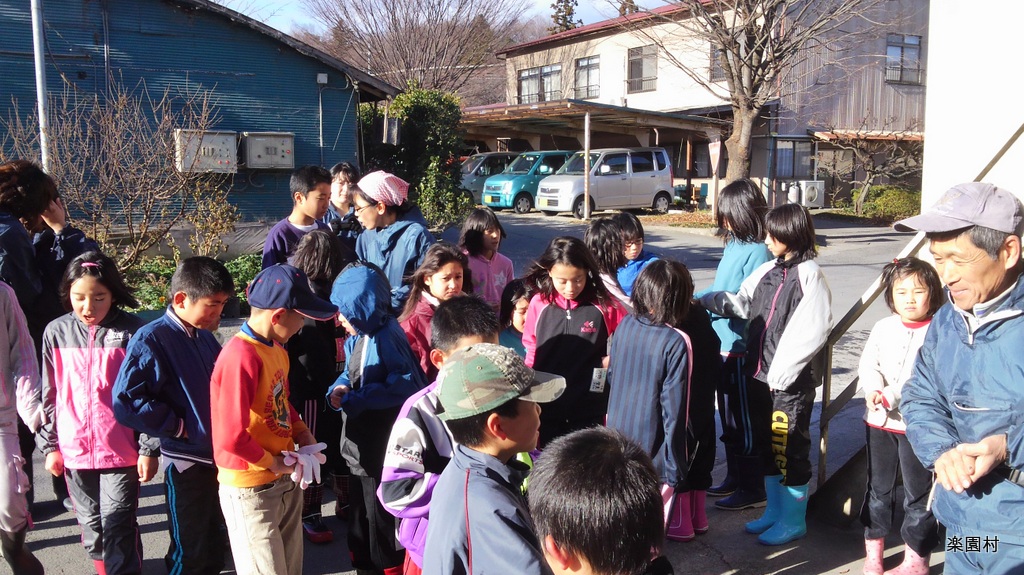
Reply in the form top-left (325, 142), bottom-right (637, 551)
top-left (460, 98), bottom-right (729, 183)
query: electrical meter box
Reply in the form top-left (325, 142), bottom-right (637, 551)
top-left (174, 130), bottom-right (237, 173)
top-left (242, 132), bottom-right (295, 169)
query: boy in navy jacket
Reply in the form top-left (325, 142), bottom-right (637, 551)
top-left (113, 257), bottom-right (234, 575)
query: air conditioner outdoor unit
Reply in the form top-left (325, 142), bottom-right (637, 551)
top-left (794, 180), bottom-right (824, 208)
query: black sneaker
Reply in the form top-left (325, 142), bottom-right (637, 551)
top-left (713, 488), bottom-right (767, 510)
top-left (302, 516), bottom-right (334, 544)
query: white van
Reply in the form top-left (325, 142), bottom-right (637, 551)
top-left (535, 147), bottom-right (674, 219)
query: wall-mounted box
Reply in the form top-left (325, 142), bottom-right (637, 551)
top-left (174, 129), bottom-right (237, 173)
top-left (242, 132), bottom-right (295, 169)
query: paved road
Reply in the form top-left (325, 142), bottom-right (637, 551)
top-left (19, 211), bottom-right (944, 575)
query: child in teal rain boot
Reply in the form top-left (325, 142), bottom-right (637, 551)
top-left (700, 204), bottom-right (832, 547)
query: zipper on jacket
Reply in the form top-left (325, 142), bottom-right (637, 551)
top-left (87, 324), bottom-right (97, 469)
top-left (755, 267), bottom-right (787, 380)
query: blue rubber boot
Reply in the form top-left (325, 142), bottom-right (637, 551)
top-left (744, 475), bottom-right (784, 534)
top-left (757, 483), bottom-right (808, 546)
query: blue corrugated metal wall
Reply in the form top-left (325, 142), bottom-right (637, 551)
top-left (0, 0), bottom-right (361, 221)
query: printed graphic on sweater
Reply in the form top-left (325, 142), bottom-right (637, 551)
top-left (267, 371), bottom-right (292, 437)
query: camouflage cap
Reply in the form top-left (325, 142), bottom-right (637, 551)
top-left (436, 343), bottom-right (565, 421)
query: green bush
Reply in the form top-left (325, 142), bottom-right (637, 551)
top-left (864, 187), bottom-right (920, 222)
top-left (127, 256), bottom-right (177, 310)
top-left (224, 253), bottom-right (262, 303)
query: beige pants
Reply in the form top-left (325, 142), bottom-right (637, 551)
top-left (219, 475), bottom-right (303, 575)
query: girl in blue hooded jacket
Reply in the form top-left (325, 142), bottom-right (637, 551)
top-left (327, 262), bottom-right (427, 575)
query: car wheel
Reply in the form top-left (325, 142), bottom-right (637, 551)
top-left (653, 192), bottom-right (672, 214)
top-left (542, 211), bottom-right (559, 217)
top-left (572, 196), bottom-right (594, 219)
top-left (513, 193), bottom-right (533, 214)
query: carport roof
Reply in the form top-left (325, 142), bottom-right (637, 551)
top-left (461, 99), bottom-right (728, 140)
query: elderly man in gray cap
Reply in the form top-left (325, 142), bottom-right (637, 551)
top-left (895, 182), bottom-right (1024, 574)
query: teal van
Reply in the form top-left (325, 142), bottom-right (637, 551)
top-left (481, 151), bottom-right (573, 214)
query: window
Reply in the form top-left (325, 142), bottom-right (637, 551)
top-left (885, 34), bottom-right (922, 84)
top-left (630, 151), bottom-right (655, 173)
top-left (518, 65), bottom-right (562, 104)
top-left (574, 56), bottom-right (600, 99)
top-left (709, 45), bottom-right (726, 82)
top-left (598, 153), bottom-right (629, 175)
top-left (775, 140), bottom-right (815, 180)
top-left (627, 45), bottom-right (657, 93)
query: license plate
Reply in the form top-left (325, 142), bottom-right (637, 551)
top-left (539, 198), bottom-right (549, 207)
top-left (486, 195), bottom-right (500, 204)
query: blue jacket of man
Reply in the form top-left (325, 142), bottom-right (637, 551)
top-left (422, 444), bottom-right (552, 575)
top-left (355, 217), bottom-right (433, 311)
top-left (901, 277), bottom-right (1024, 544)
top-left (113, 308), bottom-right (221, 466)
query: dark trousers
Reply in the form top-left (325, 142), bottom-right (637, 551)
top-left (860, 425), bottom-right (939, 555)
top-left (760, 374), bottom-right (815, 486)
top-left (683, 359), bottom-right (718, 491)
top-left (717, 355), bottom-right (760, 455)
top-left (66, 467), bottom-right (143, 575)
top-left (347, 474), bottom-right (404, 571)
top-left (164, 463), bottom-right (226, 575)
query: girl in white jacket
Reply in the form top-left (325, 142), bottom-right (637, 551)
top-left (859, 257), bottom-right (944, 575)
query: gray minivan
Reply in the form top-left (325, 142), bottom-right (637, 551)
top-left (460, 152), bottom-right (518, 203)
top-left (535, 147), bottom-right (674, 218)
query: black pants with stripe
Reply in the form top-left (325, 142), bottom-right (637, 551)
top-left (164, 463), bottom-right (226, 575)
top-left (755, 372), bottom-right (815, 487)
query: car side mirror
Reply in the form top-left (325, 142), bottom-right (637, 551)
top-left (539, 165), bottom-right (551, 174)
top-left (599, 164), bottom-right (611, 175)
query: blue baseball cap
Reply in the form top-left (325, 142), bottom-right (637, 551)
top-left (246, 264), bottom-right (338, 320)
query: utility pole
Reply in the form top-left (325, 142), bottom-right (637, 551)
top-left (31, 0), bottom-right (50, 171)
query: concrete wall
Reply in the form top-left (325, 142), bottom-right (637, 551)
top-left (921, 1), bottom-right (1024, 205)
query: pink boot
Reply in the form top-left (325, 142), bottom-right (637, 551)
top-left (94, 559), bottom-right (107, 575)
top-left (883, 545), bottom-right (929, 575)
top-left (690, 490), bottom-right (708, 534)
top-left (864, 538), bottom-right (884, 575)
top-left (665, 492), bottom-right (695, 542)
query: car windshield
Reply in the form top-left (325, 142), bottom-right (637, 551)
top-left (461, 156), bottom-right (485, 175)
top-left (560, 152), bottom-right (601, 175)
top-left (508, 154), bottom-right (540, 174)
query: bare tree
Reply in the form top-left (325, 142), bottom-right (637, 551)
top-left (1, 80), bottom-right (234, 269)
top-left (630, 0), bottom-right (885, 180)
top-left (815, 123), bottom-right (923, 215)
top-left (302, 0), bottom-right (526, 101)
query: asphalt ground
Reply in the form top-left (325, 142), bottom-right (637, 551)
top-left (15, 210), bottom-right (947, 574)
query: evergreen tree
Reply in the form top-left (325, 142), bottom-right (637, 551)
top-left (549, 0), bottom-right (581, 33)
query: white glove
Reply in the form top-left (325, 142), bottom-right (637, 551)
top-left (281, 451), bottom-right (306, 487)
top-left (297, 443), bottom-right (328, 486)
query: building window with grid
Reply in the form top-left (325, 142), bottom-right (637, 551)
top-left (627, 45), bottom-right (657, 93)
top-left (709, 45), bottom-right (727, 82)
top-left (518, 65), bottom-right (562, 104)
top-left (574, 56), bottom-right (600, 99)
top-left (775, 140), bottom-right (815, 180)
top-left (885, 34), bottom-right (922, 84)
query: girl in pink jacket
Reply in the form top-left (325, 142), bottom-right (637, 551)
top-left (37, 251), bottom-right (156, 575)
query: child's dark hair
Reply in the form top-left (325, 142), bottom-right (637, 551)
top-left (632, 259), bottom-right (693, 328)
top-left (765, 203), bottom-right (817, 260)
top-left (528, 427), bottom-right (664, 575)
top-left (716, 178), bottom-right (767, 243)
top-left (170, 257), bottom-right (234, 301)
top-left (0, 159), bottom-right (58, 219)
top-left (400, 242), bottom-right (471, 321)
top-left (444, 399), bottom-right (520, 448)
top-left (330, 161), bottom-right (360, 184)
top-left (289, 230), bottom-right (354, 286)
top-left (498, 279), bottom-right (532, 328)
top-left (523, 236), bottom-right (611, 304)
top-left (613, 211), bottom-right (645, 242)
top-left (290, 165), bottom-right (332, 198)
top-left (459, 207), bottom-right (507, 257)
top-left (61, 251), bottom-right (139, 310)
top-left (430, 295), bottom-right (500, 352)
top-left (881, 257), bottom-right (944, 317)
top-left (584, 217), bottom-right (627, 278)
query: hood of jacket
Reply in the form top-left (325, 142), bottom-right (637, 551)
top-left (331, 264), bottom-right (391, 336)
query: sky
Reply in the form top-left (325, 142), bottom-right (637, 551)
top-left (226, 0), bottom-right (640, 36)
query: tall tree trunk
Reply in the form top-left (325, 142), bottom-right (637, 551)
top-left (724, 106), bottom-right (759, 181)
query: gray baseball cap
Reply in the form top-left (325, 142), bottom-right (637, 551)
top-left (894, 182), bottom-right (1024, 235)
top-left (436, 343), bottom-right (565, 421)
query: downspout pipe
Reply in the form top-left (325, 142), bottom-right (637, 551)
top-left (31, 0), bottom-right (50, 171)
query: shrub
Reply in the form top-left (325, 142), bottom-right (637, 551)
top-left (127, 256), bottom-right (177, 310)
top-left (865, 187), bottom-right (920, 222)
top-left (224, 253), bottom-right (262, 303)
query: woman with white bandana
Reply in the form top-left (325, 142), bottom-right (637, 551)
top-left (351, 171), bottom-right (435, 312)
